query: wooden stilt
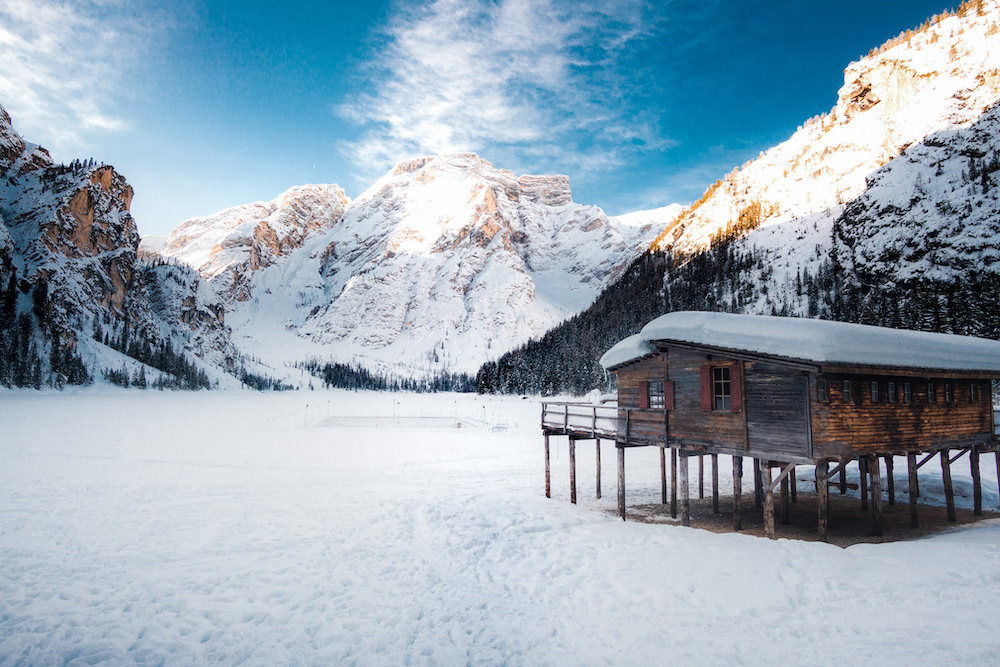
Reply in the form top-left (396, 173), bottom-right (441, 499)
top-left (763, 462), bottom-right (775, 539)
top-left (679, 452), bottom-right (690, 527)
top-left (595, 439), bottom-right (601, 500)
top-left (972, 446), bottom-right (982, 517)
top-left (670, 447), bottom-right (678, 519)
top-left (569, 438), bottom-right (577, 504)
top-left (733, 456), bottom-right (743, 531)
top-left (617, 445), bottom-right (625, 520)
top-left (869, 456), bottom-right (883, 537)
top-left (885, 455), bottom-right (895, 506)
top-left (544, 434), bottom-right (551, 499)
top-left (780, 474), bottom-right (790, 525)
top-left (660, 446), bottom-right (667, 505)
top-left (995, 450), bottom-right (1000, 510)
top-left (698, 455), bottom-right (705, 500)
top-left (941, 449), bottom-right (956, 522)
top-left (859, 458), bottom-right (869, 512)
top-left (907, 452), bottom-right (919, 529)
top-left (790, 465), bottom-right (797, 503)
top-left (817, 461), bottom-right (829, 541)
top-left (753, 459), bottom-right (763, 508)
top-left (839, 466), bottom-right (847, 494)
top-left (711, 453), bottom-right (720, 514)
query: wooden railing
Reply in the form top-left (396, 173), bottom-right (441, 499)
top-left (541, 402), bottom-right (619, 439)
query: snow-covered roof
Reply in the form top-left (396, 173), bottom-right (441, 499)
top-left (600, 311), bottom-right (1000, 374)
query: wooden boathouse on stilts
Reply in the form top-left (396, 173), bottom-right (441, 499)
top-left (541, 311), bottom-right (1000, 540)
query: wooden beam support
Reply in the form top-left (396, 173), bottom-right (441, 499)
top-left (859, 458), bottom-right (869, 512)
top-left (839, 465), bottom-right (847, 495)
top-left (595, 438), bottom-right (601, 500)
top-left (544, 434), bottom-right (551, 499)
top-left (698, 454), bottom-right (705, 500)
top-left (996, 450), bottom-right (1000, 510)
top-left (711, 453), bottom-right (720, 514)
top-left (617, 445), bottom-right (625, 521)
top-left (789, 465), bottom-right (797, 503)
top-left (733, 456), bottom-right (743, 531)
top-left (754, 459), bottom-right (763, 509)
top-left (679, 451), bottom-right (690, 527)
top-left (670, 447), bottom-right (678, 519)
top-left (569, 438), bottom-right (577, 504)
top-left (780, 474), bottom-right (790, 525)
top-left (972, 446), bottom-right (982, 517)
top-left (916, 451), bottom-right (937, 471)
top-left (660, 446), bottom-right (667, 505)
top-left (763, 462), bottom-right (775, 540)
top-left (816, 461), bottom-right (829, 542)
top-left (949, 447), bottom-right (972, 465)
top-left (885, 455), bottom-right (895, 506)
top-left (941, 449), bottom-right (956, 522)
top-left (869, 456), bottom-right (883, 537)
top-left (765, 463), bottom-right (797, 493)
top-left (907, 452), bottom-right (919, 529)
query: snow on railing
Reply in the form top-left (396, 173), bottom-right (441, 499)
top-left (541, 401), bottom-right (619, 438)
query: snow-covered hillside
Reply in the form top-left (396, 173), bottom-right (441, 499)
top-left (156, 154), bottom-right (669, 376)
top-left (652, 1), bottom-right (1000, 315)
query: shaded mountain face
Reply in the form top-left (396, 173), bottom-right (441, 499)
top-left (0, 105), bottom-right (231, 387)
top-left (156, 153), bottom-right (668, 376)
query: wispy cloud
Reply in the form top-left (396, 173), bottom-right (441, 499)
top-left (340, 0), bottom-right (668, 180)
top-left (0, 0), bottom-right (158, 152)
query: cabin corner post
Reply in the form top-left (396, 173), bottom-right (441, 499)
top-left (733, 456), bottom-right (743, 531)
top-left (941, 449), bottom-right (956, 522)
top-left (617, 443), bottom-right (626, 521)
top-left (816, 460), bottom-right (829, 541)
top-left (569, 438), bottom-right (577, 505)
top-left (544, 434), bottom-right (551, 499)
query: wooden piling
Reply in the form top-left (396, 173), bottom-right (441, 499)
top-left (569, 438), bottom-right (577, 504)
top-left (763, 462), bottom-right (775, 540)
top-left (617, 445), bottom-right (625, 520)
top-left (753, 459), bottom-right (763, 509)
top-left (711, 453), bottom-right (720, 514)
top-left (817, 461), bottom-right (829, 541)
top-left (679, 452), bottom-right (690, 527)
top-left (660, 446), bottom-right (667, 505)
top-left (780, 474), bottom-right (790, 525)
top-left (670, 447), bottom-right (678, 519)
top-left (544, 434), bottom-right (551, 499)
top-left (907, 452), bottom-right (919, 529)
top-left (995, 450), bottom-right (1000, 510)
top-left (941, 449), bottom-right (956, 522)
top-left (839, 466), bottom-right (847, 495)
top-left (859, 458), bottom-right (869, 512)
top-left (698, 455), bottom-right (705, 499)
top-left (733, 456), bottom-right (743, 531)
top-left (869, 456), bottom-right (883, 537)
top-left (595, 439), bottom-right (601, 500)
top-left (789, 465), bottom-right (797, 503)
top-left (885, 455), bottom-right (895, 505)
top-left (972, 446), bottom-right (982, 516)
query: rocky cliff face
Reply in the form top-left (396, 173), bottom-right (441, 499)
top-left (650, 0), bottom-right (1000, 316)
top-left (0, 104), bottom-right (232, 387)
top-left (155, 153), bottom-right (667, 376)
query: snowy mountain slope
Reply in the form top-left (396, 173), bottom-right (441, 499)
top-left (650, 1), bottom-right (1000, 313)
top-left (157, 153), bottom-right (668, 376)
top-left (0, 104), bottom-right (235, 387)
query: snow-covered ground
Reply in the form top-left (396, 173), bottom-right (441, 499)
top-left (2, 390), bottom-right (999, 664)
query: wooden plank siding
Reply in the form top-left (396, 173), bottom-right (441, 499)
top-left (810, 375), bottom-right (993, 457)
top-left (744, 362), bottom-right (810, 458)
top-left (614, 354), bottom-right (667, 445)
top-left (666, 348), bottom-right (745, 450)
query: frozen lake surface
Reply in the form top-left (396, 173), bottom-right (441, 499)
top-left (2, 389), bottom-right (1000, 664)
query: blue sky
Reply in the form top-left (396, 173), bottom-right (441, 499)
top-left (0, 0), bottom-right (952, 236)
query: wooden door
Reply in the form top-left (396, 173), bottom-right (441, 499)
top-left (745, 363), bottom-right (810, 458)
